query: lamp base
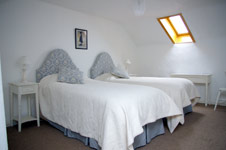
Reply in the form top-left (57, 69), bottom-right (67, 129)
top-left (21, 68), bottom-right (27, 83)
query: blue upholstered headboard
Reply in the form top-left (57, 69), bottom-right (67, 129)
top-left (36, 49), bottom-right (77, 82)
top-left (90, 52), bottom-right (116, 79)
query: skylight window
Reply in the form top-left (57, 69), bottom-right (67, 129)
top-left (157, 14), bottom-right (195, 44)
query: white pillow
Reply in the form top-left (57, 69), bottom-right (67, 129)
top-left (111, 67), bottom-right (129, 79)
top-left (95, 73), bottom-right (118, 81)
top-left (57, 67), bottom-right (84, 84)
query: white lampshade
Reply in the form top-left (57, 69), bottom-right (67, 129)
top-left (125, 59), bottom-right (132, 65)
top-left (21, 56), bottom-right (28, 66)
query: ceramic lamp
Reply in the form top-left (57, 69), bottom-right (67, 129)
top-left (20, 56), bottom-right (28, 83)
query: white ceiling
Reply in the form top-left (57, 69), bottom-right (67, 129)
top-left (40, 0), bottom-right (225, 45)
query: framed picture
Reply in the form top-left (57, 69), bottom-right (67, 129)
top-left (75, 28), bottom-right (88, 50)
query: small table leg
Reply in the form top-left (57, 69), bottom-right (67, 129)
top-left (10, 91), bottom-right (14, 126)
top-left (35, 93), bottom-right (40, 127)
top-left (205, 82), bottom-right (208, 107)
top-left (27, 95), bottom-right (31, 116)
top-left (18, 94), bottom-right (21, 132)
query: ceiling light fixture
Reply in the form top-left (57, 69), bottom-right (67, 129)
top-left (132, 0), bottom-right (146, 16)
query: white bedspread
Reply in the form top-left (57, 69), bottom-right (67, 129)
top-left (96, 74), bottom-right (200, 126)
top-left (39, 74), bottom-right (182, 150)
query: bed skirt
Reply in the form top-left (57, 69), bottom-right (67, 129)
top-left (48, 119), bottom-right (164, 150)
top-left (183, 104), bottom-right (192, 114)
top-left (48, 104), bottom-right (192, 150)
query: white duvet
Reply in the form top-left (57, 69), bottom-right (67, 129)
top-left (39, 74), bottom-right (182, 150)
top-left (96, 74), bottom-right (200, 125)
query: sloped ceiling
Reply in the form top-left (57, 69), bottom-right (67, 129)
top-left (40, 0), bottom-right (225, 46)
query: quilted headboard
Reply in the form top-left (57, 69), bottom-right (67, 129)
top-left (36, 49), bottom-right (77, 82)
top-left (90, 52), bottom-right (116, 79)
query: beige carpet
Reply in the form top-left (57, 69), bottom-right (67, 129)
top-left (7, 104), bottom-right (226, 150)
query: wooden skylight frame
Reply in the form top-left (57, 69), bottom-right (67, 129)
top-left (157, 13), bottom-right (195, 44)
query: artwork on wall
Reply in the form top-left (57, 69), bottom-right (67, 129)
top-left (75, 28), bottom-right (88, 50)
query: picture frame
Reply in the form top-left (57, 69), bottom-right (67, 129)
top-left (75, 28), bottom-right (88, 50)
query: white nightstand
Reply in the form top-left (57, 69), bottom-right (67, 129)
top-left (9, 82), bottom-right (40, 132)
top-left (171, 73), bottom-right (212, 106)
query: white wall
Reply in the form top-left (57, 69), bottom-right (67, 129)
top-left (132, 2), bottom-right (226, 105)
top-left (0, 0), bottom-right (136, 125)
top-left (0, 53), bottom-right (8, 150)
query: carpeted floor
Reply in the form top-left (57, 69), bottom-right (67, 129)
top-left (7, 104), bottom-right (226, 150)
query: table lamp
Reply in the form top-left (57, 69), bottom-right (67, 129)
top-left (125, 59), bottom-right (132, 72)
top-left (20, 56), bottom-right (28, 83)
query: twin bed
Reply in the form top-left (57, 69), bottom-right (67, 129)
top-left (90, 52), bottom-right (200, 127)
top-left (37, 49), bottom-right (200, 150)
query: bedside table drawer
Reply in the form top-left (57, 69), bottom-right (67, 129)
top-left (20, 85), bottom-right (37, 94)
top-left (183, 77), bottom-right (205, 83)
